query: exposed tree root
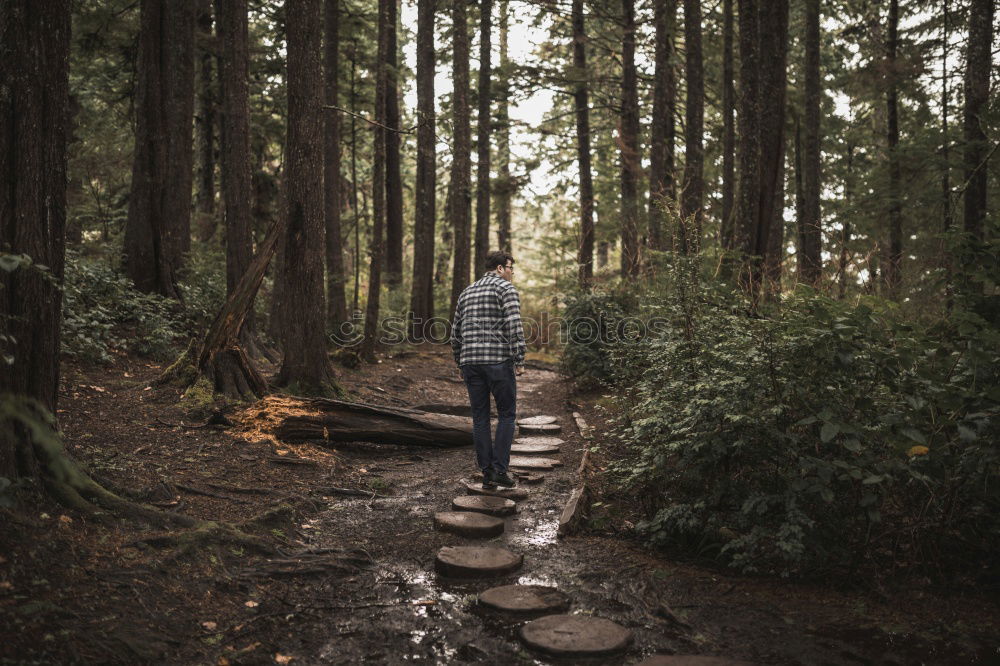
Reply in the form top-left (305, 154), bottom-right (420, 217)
top-left (0, 396), bottom-right (293, 561)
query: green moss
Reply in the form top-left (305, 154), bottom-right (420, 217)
top-left (178, 376), bottom-right (218, 418)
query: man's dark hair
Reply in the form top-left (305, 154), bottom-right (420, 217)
top-left (485, 250), bottom-right (514, 271)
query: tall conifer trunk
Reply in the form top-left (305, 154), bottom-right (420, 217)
top-left (680, 0), bottom-right (703, 253)
top-left (384, 0), bottom-right (404, 286)
top-left (619, 0), bottom-right (641, 276)
top-left (496, 0), bottom-right (512, 253)
top-left (410, 0), bottom-right (437, 340)
top-left (962, 0), bottom-right (993, 243)
top-left (884, 0), bottom-right (902, 296)
top-left (799, 0), bottom-right (822, 285)
top-left (474, 0), bottom-right (493, 275)
top-left (573, 0), bottom-right (595, 285)
top-left (123, 0), bottom-right (196, 298)
top-left (450, 0), bottom-right (473, 313)
top-left (648, 0), bottom-right (676, 252)
top-left (325, 0), bottom-right (349, 330)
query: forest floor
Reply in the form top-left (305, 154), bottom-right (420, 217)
top-left (1, 345), bottom-right (998, 665)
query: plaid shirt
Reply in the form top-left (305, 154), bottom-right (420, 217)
top-left (451, 273), bottom-right (527, 367)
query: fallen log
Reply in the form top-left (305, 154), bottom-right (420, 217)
top-left (274, 398), bottom-right (473, 447)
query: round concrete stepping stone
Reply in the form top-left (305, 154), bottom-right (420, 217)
top-left (520, 614), bottom-right (632, 658)
top-left (517, 415), bottom-right (558, 426)
top-left (434, 511), bottom-right (505, 538)
top-left (519, 423), bottom-right (562, 435)
top-left (435, 546), bottom-right (523, 578)
top-left (509, 455), bottom-right (562, 470)
top-left (479, 585), bottom-right (571, 615)
top-left (511, 440), bottom-right (560, 454)
top-left (637, 658), bottom-right (753, 666)
top-left (462, 479), bottom-right (529, 501)
top-left (515, 436), bottom-right (565, 447)
top-left (452, 495), bottom-right (517, 517)
top-left (512, 471), bottom-right (544, 484)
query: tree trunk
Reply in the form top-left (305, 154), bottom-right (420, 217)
top-left (758, 0), bottom-right (789, 292)
top-left (720, 0), bottom-right (736, 255)
top-left (276, 0), bottom-right (334, 392)
top-left (941, 0), bottom-right (952, 307)
top-left (799, 0), bottom-right (822, 286)
top-left (838, 144), bottom-right (854, 299)
top-left (273, 398), bottom-right (475, 447)
top-left (573, 0), bottom-right (595, 286)
top-left (883, 0), bottom-right (902, 297)
top-left (450, 0), bottom-right (473, 314)
top-left (474, 0), bottom-right (493, 276)
top-left (648, 0), bottom-right (676, 253)
top-left (122, 0), bottom-right (196, 298)
top-left (349, 41), bottom-right (362, 313)
top-left (362, 0), bottom-right (389, 361)
top-left (197, 217), bottom-right (284, 399)
top-left (962, 0), bottom-right (993, 243)
top-left (619, 0), bottom-right (641, 276)
top-left (217, 0), bottom-right (257, 348)
top-left (384, 0), bottom-right (404, 286)
top-left (325, 0), bottom-right (349, 330)
top-left (735, 0), bottom-right (761, 299)
top-left (195, 0), bottom-right (217, 240)
top-left (0, 0), bottom-right (71, 429)
top-left (410, 0), bottom-right (437, 341)
top-left (680, 0), bottom-right (703, 253)
top-left (495, 0), bottom-right (512, 253)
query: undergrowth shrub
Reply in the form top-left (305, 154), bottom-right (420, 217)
top-left (603, 273), bottom-right (999, 580)
top-left (560, 288), bottom-right (635, 388)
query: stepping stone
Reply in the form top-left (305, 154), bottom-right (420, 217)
top-left (452, 495), bottom-right (517, 517)
top-left (517, 415), bottom-right (558, 426)
top-left (511, 440), bottom-right (560, 454)
top-left (434, 511), bottom-right (505, 538)
top-left (509, 456), bottom-right (562, 470)
top-left (479, 585), bottom-right (571, 615)
top-left (637, 658), bottom-right (754, 666)
top-left (462, 479), bottom-right (529, 501)
top-left (512, 471), bottom-right (544, 484)
top-left (520, 614), bottom-right (632, 658)
top-left (435, 546), bottom-right (523, 578)
top-left (519, 423), bottom-right (562, 435)
top-left (515, 436), bottom-right (564, 447)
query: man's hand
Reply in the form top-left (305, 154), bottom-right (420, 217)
top-left (515, 365), bottom-right (525, 376)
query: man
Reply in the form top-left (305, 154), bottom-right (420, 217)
top-left (451, 250), bottom-right (527, 489)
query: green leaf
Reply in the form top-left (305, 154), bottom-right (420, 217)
top-left (900, 427), bottom-right (926, 444)
top-left (862, 475), bottom-right (883, 485)
top-left (820, 422), bottom-right (839, 443)
top-left (0, 254), bottom-right (24, 272)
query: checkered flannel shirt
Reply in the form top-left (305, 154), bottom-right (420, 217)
top-left (451, 273), bottom-right (527, 367)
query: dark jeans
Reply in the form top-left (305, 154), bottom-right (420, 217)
top-left (461, 360), bottom-right (517, 475)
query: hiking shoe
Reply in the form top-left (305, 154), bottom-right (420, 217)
top-left (481, 470), bottom-right (498, 489)
top-left (492, 472), bottom-right (517, 488)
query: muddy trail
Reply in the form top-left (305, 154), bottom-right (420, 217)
top-left (3, 349), bottom-right (997, 665)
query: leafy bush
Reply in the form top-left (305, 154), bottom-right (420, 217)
top-left (62, 252), bottom-right (188, 361)
top-left (605, 282), bottom-right (1000, 579)
top-left (560, 288), bottom-right (636, 388)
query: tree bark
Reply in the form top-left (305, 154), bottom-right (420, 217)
top-left (799, 0), bottom-right (822, 286)
top-left (648, 0), bottom-right (676, 253)
top-left (680, 0), bottom-right (703, 253)
top-left (735, 0), bottom-right (761, 298)
top-left (195, 0), bottom-right (217, 239)
top-left (217, 0), bottom-right (256, 346)
top-left (474, 0), bottom-right (493, 276)
top-left (197, 217), bottom-right (284, 399)
top-left (573, 0), bottom-right (595, 286)
top-left (720, 0), bottom-right (736, 255)
top-left (495, 0), bottom-right (512, 253)
top-left (273, 398), bottom-right (476, 447)
top-left (758, 0), bottom-right (789, 291)
top-left (122, 0), bottom-right (197, 298)
top-left (619, 0), bottom-right (641, 276)
top-left (883, 0), bottom-right (902, 297)
top-left (362, 0), bottom-right (389, 361)
top-left (384, 0), bottom-right (404, 286)
top-left (325, 0), bottom-right (349, 330)
top-left (410, 0), bottom-right (437, 341)
top-left (276, 0), bottom-right (334, 392)
top-left (450, 0), bottom-right (473, 314)
top-left (962, 0), bottom-right (993, 243)
top-left (941, 0), bottom-right (952, 307)
top-left (0, 0), bottom-right (71, 434)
